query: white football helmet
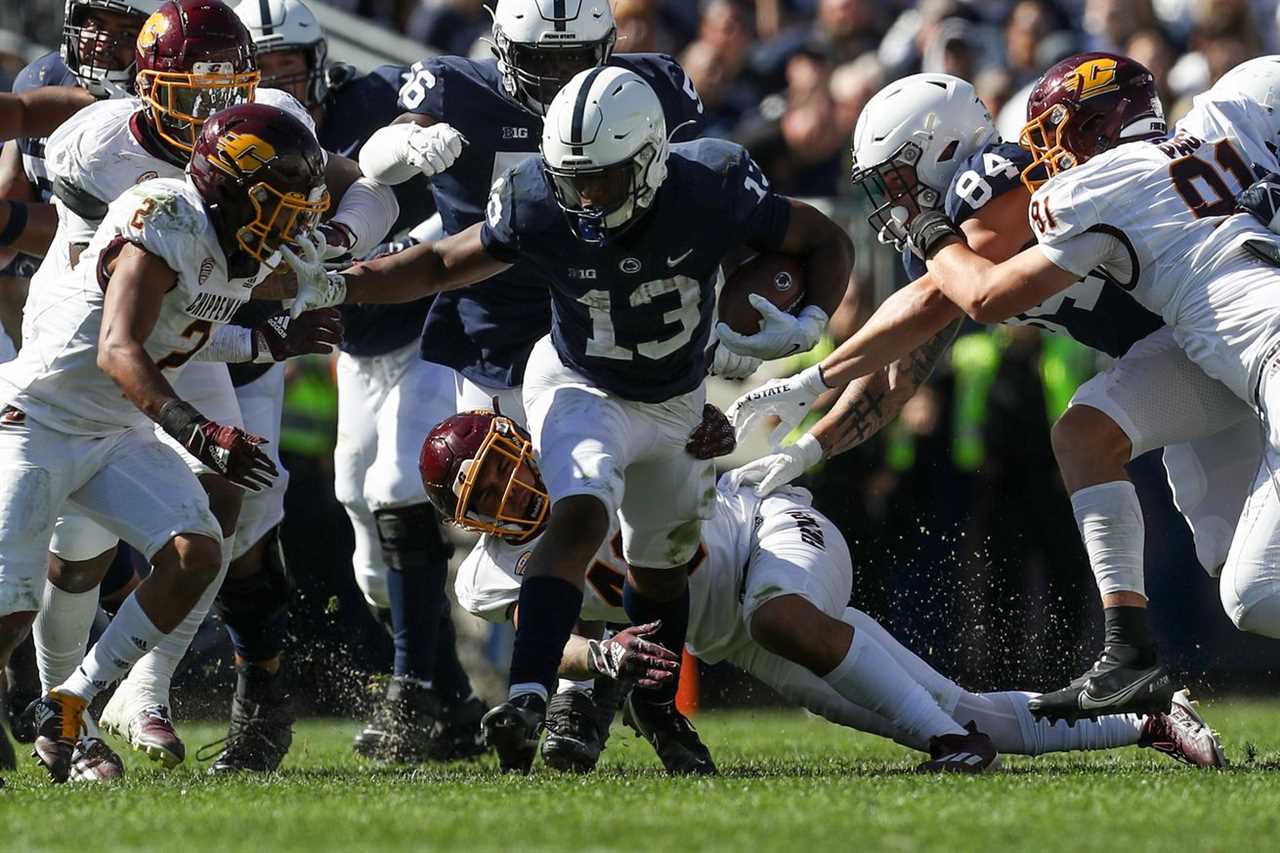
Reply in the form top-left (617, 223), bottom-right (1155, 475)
top-left (1212, 55), bottom-right (1280, 113)
top-left (234, 0), bottom-right (329, 107)
top-left (60, 0), bottom-right (165, 97)
top-left (491, 0), bottom-right (616, 116)
top-left (850, 73), bottom-right (997, 249)
top-left (542, 66), bottom-right (667, 244)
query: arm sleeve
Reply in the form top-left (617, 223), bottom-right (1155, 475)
top-left (331, 177), bottom-right (400, 255)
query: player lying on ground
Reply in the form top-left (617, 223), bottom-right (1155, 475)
top-left (285, 67), bottom-right (854, 774)
top-left (726, 59), bottom-right (1280, 722)
top-left (425, 408), bottom-right (1225, 773)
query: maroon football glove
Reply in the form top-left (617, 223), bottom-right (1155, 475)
top-left (686, 402), bottom-right (737, 460)
top-left (158, 400), bottom-right (278, 492)
top-left (587, 621), bottom-right (681, 690)
top-left (253, 308), bottom-right (343, 361)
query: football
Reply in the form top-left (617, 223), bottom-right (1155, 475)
top-left (717, 252), bottom-right (807, 335)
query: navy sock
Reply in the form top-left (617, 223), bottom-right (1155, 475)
top-left (387, 561), bottom-right (446, 682)
top-left (509, 576), bottom-right (583, 696)
top-left (622, 581), bottom-right (690, 703)
top-left (224, 612), bottom-right (288, 663)
top-left (432, 610), bottom-right (474, 702)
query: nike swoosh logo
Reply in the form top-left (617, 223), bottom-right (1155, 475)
top-left (667, 249), bottom-right (693, 267)
top-left (1078, 669), bottom-right (1168, 710)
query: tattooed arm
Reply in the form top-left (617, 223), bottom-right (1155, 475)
top-left (812, 318), bottom-right (962, 456)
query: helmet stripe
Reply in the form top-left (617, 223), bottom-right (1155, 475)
top-left (553, 0), bottom-right (566, 31)
top-left (570, 65), bottom-right (607, 150)
top-left (258, 0), bottom-right (274, 35)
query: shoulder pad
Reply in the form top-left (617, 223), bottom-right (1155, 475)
top-left (14, 52), bottom-right (76, 94)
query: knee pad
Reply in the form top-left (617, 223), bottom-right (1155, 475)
top-left (374, 503), bottom-right (453, 570)
top-left (213, 525), bottom-right (294, 629)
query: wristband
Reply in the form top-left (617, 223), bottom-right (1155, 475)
top-left (157, 399), bottom-right (205, 442)
top-left (0, 201), bottom-right (29, 248)
top-left (909, 210), bottom-right (966, 260)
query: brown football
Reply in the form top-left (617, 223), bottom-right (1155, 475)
top-left (717, 252), bottom-right (807, 335)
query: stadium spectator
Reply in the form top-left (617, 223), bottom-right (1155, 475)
top-left (407, 0), bottom-right (488, 58)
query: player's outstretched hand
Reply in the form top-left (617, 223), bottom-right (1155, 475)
top-left (587, 622), bottom-right (681, 690)
top-left (686, 403), bottom-right (736, 460)
top-left (406, 123), bottom-right (466, 177)
top-left (723, 434), bottom-right (823, 497)
top-left (283, 232), bottom-right (347, 318)
top-left (158, 400), bottom-right (279, 492)
top-left (716, 295), bottom-right (827, 360)
top-left (255, 308), bottom-right (344, 361)
top-left (727, 364), bottom-right (830, 448)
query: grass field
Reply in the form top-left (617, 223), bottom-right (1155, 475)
top-left (4, 699), bottom-right (1279, 852)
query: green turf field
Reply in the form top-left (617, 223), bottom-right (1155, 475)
top-left (4, 699), bottom-right (1277, 852)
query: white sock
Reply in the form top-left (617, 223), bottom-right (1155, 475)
top-left (823, 629), bottom-right (965, 744)
top-left (33, 583), bottom-right (100, 692)
top-left (57, 593), bottom-right (163, 702)
top-left (953, 690), bottom-right (1143, 755)
top-left (116, 535), bottom-right (232, 710)
top-left (558, 678), bottom-right (592, 695)
top-left (1071, 481), bottom-right (1146, 598)
top-left (509, 682), bottom-right (548, 702)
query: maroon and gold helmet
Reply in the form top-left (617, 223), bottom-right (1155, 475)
top-left (188, 102), bottom-right (327, 264)
top-left (419, 409), bottom-right (549, 544)
top-left (1019, 52), bottom-right (1165, 191)
top-left (135, 0), bottom-right (260, 154)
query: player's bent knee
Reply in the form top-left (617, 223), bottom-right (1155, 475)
top-left (47, 550), bottom-right (117, 594)
top-left (1051, 406), bottom-right (1132, 489)
top-left (158, 533), bottom-right (223, 589)
top-left (214, 526), bottom-right (293, 628)
top-left (749, 595), bottom-right (851, 674)
top-left (374, 503), bottom-right (453, 569)
top-left (1221, 582), bottom-right (1280, 639)
top-left (549, 494), bottom-right (610, 541)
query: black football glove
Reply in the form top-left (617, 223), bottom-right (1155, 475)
top-left (587, 622), bottom-right (681, 690)
top-left (1236, 172), bottom-right (1280, 231)
top-left (158, 400), bottom-right (278, 492)
top-left (252, 308), bottom-right (344, 362)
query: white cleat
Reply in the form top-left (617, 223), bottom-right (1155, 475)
top-left (101, 688), bottom-right (186, 769)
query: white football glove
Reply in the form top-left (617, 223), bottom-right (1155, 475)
top-left (727, 363), bottom-right (830, 448)
top-left (282, 231), bottom-right (347, 318)
top-left (724, 432), bottom-right (824, 497)
top-left (405, 122), bottom-right (466, 177)
top-left (716, 295), bottom-right (828, 360)
top-left (707, 342), bottom-right (762, 380)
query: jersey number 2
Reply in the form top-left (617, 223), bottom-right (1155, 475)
top-left (156, 320), bottom-right (213, 370)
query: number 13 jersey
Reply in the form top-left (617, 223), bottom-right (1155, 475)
top-left (0, 179), bottom-right (266, 436)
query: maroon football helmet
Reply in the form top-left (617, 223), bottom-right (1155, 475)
top-left (1019, 52), bottom-right (1165, 191)
top-left (420, 409), bottom-right (549, 544)
top-left (134, 0), bottom-right (259, 153)
top-left (188, 102), bottom-right (327, 264)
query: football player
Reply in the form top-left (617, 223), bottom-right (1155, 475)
top-left (7, 102), bottom-right (328, 784)
top-left (286, 67), bottom-right (853, 773)
top-left (17, 0), bottom-right (382, 775)
top-left (231, 0), bottom-right (485, 766)
top-left (726, 65), bottom-right (1275, 722)
top-left (430, 408), bottom-right (1225, 772)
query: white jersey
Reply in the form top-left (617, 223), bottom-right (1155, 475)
top-left (1030, 96), bottom-right (1280, 398)
top-left (0, 178), bottom-right (267, 435)
top-left (455, 483), bottom-right (847, 664)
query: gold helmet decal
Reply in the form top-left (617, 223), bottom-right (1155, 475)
top-left (211, 132), bottom-right (278, 176)
top-left (137, 11), bottom-right (170, 51)
top-left (1073, 58), bottom-right (1119, 100)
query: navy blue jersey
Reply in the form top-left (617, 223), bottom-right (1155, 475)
top-left (408, 53), bottom-right (705, 388)
top-left (480, 138), bottom-right (789, 403)
top-left (320, 64), bottom-right (438, 359)
top-left (902, 141), bottom-right (1163, 358)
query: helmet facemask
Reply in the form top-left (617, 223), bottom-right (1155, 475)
top-left (451, 416), bottom-right (549, 543)
top-left (137, 60), bottom-right (260, 153)
top-left (850, 141), bottom-right (942, 251)
top-left (255, 42), bottom-right (328, 108)
top-left (237, 181), bottom-right (328, 263)
top-left (63, 1), bottom-right (148, 96)
top-left (545, 138), bottom-right (660, 244)
top-left (494, 23), bottom-right (616, 116)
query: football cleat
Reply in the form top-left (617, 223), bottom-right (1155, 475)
top-left (482, 693), bottom-right (545, 774)
top-left (69, 737), bottom-right (126, 782)
top-left (918, 721), bottom-right (999, 774)
top-left (355, 676), bottom-right (444, 764)
top-left (101, 700), bottom-right (186, 769)
top-left (352, 680), bottom-right (397, 760)
top-left (26, 690), bottom-right (87, 784)
top-left (1027, 648), bottom-right (1174, 724)
top-left (542, 689), bottom-right (607, 773)
top-left (622, 693), bottom-right (716, 776)
top-left (201, 664), bottom-right (294, 774)
top-left (1138, 689), bottom-right (1227, 768)
top-left (432, 694), bottom-right (488, 762)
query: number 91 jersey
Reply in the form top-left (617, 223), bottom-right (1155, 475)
top-left (0, 178), bottom-right (262, 436)
top-left (480, 138), bottom-right (790, 403)
top-left (902, 141), bottom-right (1163, 357)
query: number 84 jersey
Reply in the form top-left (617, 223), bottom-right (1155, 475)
top-left (0, 178), bottom-right (263, 436)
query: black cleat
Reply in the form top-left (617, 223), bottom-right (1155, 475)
top-left (362, 676), bottom-right (444, 764)
top-left (26, 691), bottom-right (87, 784)
top-left (1028, 648), bottom-right (1174, 725)
top-left (542, 690), bottom-right (607, 773)
top-left (432, 693), bottom-right (487, 762)
top-left (199, 664), bottom-right (294, 773)
top-left (482, 693), bottom-right (544, 774)
top-left (918, 721), bottom-right (999, 774)
top-left (623, 694), bottom-right (716, 776)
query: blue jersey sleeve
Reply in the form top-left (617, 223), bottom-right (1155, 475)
top-left (726, 147), bottom-right (791, 251)
top-left (397, 56), bottom-right (448, 119)
top-left (479, 163), bottom-right (528, 264)
top-left (13, 52), bottom-right (76, 93)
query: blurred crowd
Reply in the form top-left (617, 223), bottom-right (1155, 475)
top-left (4, 0), bottom-right (1279, 708)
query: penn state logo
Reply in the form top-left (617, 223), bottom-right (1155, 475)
top-left (773, 271), bottom-right (794, 292)
top-left (135, 171), bottom-right (158, 184)
top-left (198, 257), bottom-right (215, 286)
top-left (619, 257), bottom-right (642, 274)
top-left (514, 551), bottom-right (532, 576)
